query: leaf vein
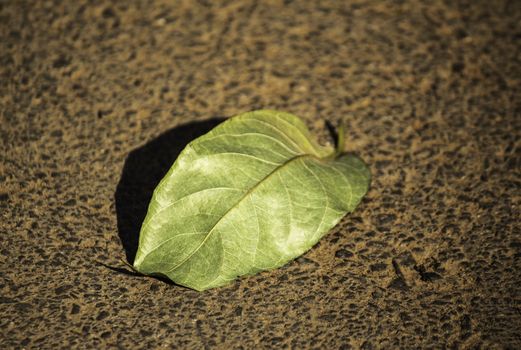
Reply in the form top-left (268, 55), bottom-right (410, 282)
top-left (164, 154), bottom-right (316, 274)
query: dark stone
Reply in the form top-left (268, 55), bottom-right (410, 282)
top-left (52, 56), bottom-right (70, 68)
top-left (64, 199), bottom-right (76, 206)
top-left (452, 62), bottom-right (465, 73)
top-left (414, 265), bottom-right (443, 282)
top-left (55, 285), bottom-right (71, 295)
top-left (96, 311), bottom-right (109, 321)
top-left (234, 306), bottom-right (243, 317)
top-left (335, 249), bottom-right (354, 259)
top-left (369, 263), bottom-right (387, 272)
top-left (102, 7), bottom-right (116, 18)
top-left (388, 277), bottom-right (409, 292)
top-left (51, 130), bottom-right (63, 137)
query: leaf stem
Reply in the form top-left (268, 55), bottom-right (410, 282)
top-left (325, 121), bottom-right (346, 160)
top-left (335, 122), bottom-right (346, 157)
top-left (121, 258), bottom-right (140, 273)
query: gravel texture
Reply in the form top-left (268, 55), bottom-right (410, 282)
top-left (1, 0), bottom-right (520, 348)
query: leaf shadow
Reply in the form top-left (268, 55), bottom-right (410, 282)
top-left (115, 118), bottom-right (225, 265)
top-left (96, 261), bottom-right (181, 287)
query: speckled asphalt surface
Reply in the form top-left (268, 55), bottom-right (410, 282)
top-left (1, 0), bottom-right (520, 348)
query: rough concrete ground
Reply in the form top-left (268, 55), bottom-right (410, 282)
top-left (1, 0), bottom-right (520, 348)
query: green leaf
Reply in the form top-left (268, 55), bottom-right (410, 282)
top-left (133, 110), bottom-right (370, 291)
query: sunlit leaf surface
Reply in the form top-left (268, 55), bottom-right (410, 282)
top-left (134, 110), bottom-right (370, 291)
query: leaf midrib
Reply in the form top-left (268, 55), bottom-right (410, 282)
top-left (164, 152), bottom-right (325, 274)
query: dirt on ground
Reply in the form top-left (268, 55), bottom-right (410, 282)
top-left (1, 0), bottom-right (520, 348)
